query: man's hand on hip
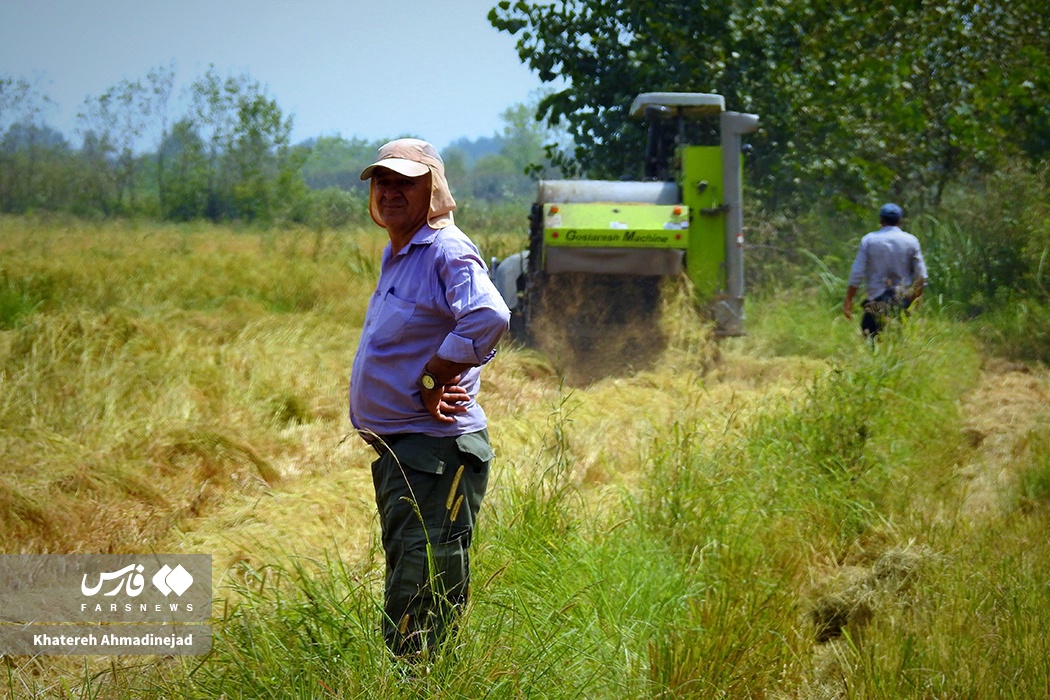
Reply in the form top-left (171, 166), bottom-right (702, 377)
top-left (420, 375), bottom-right (469, 423)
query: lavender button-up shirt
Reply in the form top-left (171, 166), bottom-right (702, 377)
top-left (350, 224), bottom-right (510, 438)
top-left (848, 226), bottom-right (928, 300)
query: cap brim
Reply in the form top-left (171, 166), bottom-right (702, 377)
top-left (360, 158), bottom-right (430, 180)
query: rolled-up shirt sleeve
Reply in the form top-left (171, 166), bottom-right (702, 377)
top-left (435, 240), bottom-right (511, 366)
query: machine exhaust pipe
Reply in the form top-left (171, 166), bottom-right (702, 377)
top-left (718, 111), bottom-right (760, 335)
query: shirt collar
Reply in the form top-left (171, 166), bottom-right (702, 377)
top-left (389, 224), bottom-right (438, 258)
top-left (410, 225), bottom-right (439, 247)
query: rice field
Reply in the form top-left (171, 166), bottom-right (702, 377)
top-left (2, 215), bottom-right (1049, 698)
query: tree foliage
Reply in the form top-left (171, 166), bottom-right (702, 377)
top-left (77, 77), bottom-right (151, 212)
top-left (0, 58), bottom-right (584, 226)
top-left (0, 66), bottom-right (309, 223)
top-left (179, 66), bottom-right (302, 223)
top-left (299, 135), bottom-right (380, 193)
top-left (489, 0), bottom-right (1050, 213)
top-left (0, 77), bottom-right (60, 214)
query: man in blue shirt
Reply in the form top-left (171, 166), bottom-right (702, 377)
top-left (350, 138), bottom-right (510, 660)
top-left (843, 203), bottom-right (928, 337)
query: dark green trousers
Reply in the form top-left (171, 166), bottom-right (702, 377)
top-left (370, 429), bottom-right (492, 657)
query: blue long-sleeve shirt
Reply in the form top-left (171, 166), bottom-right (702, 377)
top-left (350, 224), bottom-right (510, 438)
top-left (848, 226), bottom-right (928, 299)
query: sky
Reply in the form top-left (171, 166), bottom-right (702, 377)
top-left (0, 0), bottom-right (550, 149)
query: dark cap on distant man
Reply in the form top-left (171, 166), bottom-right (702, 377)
top-left (879, 203), bottom-right (903, 224)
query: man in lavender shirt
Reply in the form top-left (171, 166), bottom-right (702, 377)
top-left (844, 203), bottom-right (928, 337)
top-left (350, 138), bottom-right (510, 660)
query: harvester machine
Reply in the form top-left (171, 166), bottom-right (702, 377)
top-left (492, 92), bottom-right (759, 376)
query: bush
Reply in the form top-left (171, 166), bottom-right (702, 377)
top-left (0, 270), bottom-right (54, 329)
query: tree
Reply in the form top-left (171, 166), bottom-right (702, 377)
top-left (499, 99), bottom-right (574, 180)
top-left (0, 76), bottom-right (50, 136)
top-left (77, 78), bottom-right (152, 212)
top-left (470, 153), bottom-right (522, 200)
top-left (72, 65), bottom-right (179, 216)
top-left (158, 119), bottom-right (209, 220)
top-left (489, 0), bottom-right (1050, 213)
top-left (188, 65), bottom-right (241, 220)
top-left (0, 76), bottom-right (55, 213)
top-left (185, 65), bottom-right (306, 223)
top-left (299, 135), bottom-right (379, 193)
top-left (440, 145), bottom-right (470, 191)
top-left (227, 90), bottom-right (296, 221)
top-left (1, 122), bottom-right (71, 213)
top-left (441, 96), bottom-right (576, 202)
top-left (144, 63), bottom-right (176, 215)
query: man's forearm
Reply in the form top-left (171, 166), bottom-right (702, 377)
top-left (843, 285), bottom-right (858, 319)
top-left (424, 356), bottom-right (475, 385)
top-left (911, 278), bottom-right (925, 299)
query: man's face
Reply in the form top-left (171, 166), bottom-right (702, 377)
top-left (374, 168), bottom-right (431, 236)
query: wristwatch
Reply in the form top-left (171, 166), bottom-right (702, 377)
top-left (420, 370), bottom-right (439, 390)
